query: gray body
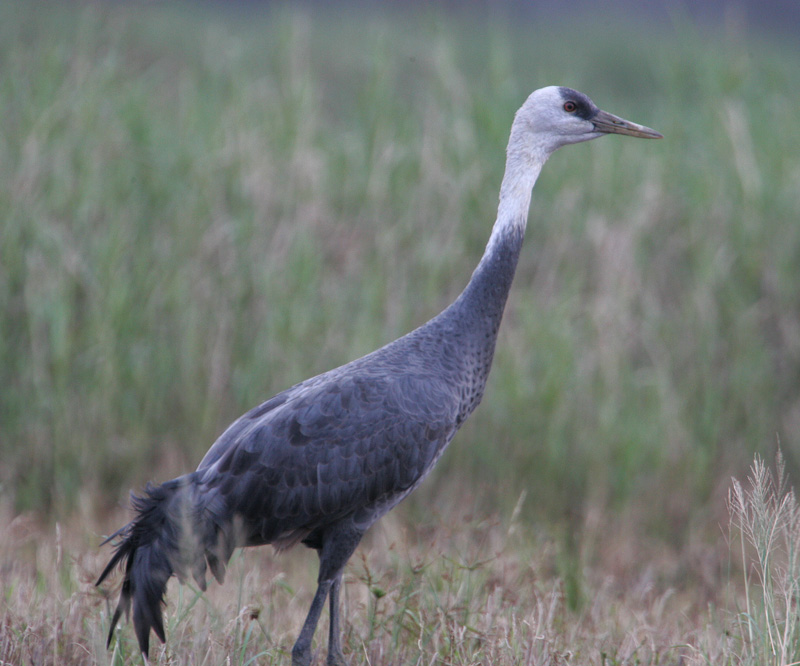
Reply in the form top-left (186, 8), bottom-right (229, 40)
top-left (194, 223), bottom-right (521, 553)
top-left (97, 86), bottom-right (660, 666)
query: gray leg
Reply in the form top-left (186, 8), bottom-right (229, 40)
top-left (292, 526), bottom-right (362, 666)
top-left (327, 573), bottom-right (346, 666)
top-left (292, 579), bottom-right (333, 666)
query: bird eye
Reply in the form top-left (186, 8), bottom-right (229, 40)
top-left (563, 101), bottom-right (578, 113)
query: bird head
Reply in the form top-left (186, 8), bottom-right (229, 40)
top-left (510, 86), bottom-right (662, 158)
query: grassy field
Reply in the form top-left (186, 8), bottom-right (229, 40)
top-left (4, 457), bottom-right (800, 665)
top-left (2, 2), bottom-right (800, 664)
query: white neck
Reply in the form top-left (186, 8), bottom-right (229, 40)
top-left (479, 131), bottom-right (549, 267)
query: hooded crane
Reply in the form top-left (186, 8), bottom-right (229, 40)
top-left (97, 86), bottom-right (661, 665)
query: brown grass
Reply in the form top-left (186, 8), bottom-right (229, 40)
top-left (1, 485), bottom-right (743, 666)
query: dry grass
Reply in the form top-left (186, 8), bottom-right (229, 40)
top-left (6, 456), bottom-right (800, 665)
top-left (0, 485), bottom-right (742, 666)
top-left (729, 452), bottom-right (800, 665)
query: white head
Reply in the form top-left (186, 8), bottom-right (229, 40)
top-left (492, 86), bottom-right (661, 238)
top-left (509, 86), bottom-right (662, 160)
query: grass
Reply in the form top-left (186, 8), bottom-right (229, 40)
top-left (1, 1), bottom-right (800, 664)
top-left (5, 461), bottom-right (799, 665)
top-left (0, 492), bottom-right (720, 665)
top-left (3, 2), bottom-right (799, 526)
top-left (729, 452), bottom-right (800, 665)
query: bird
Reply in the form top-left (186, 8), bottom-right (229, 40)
top-left (97, 86), bottom-right (661, 665)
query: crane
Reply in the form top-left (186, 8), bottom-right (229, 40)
top-left (97, 86), bottom-right (661, 665)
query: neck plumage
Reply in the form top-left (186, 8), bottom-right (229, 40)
top-left (431, 134), bottom-right (548, 424)
top-left (451, 136), bottom-right (547, 335)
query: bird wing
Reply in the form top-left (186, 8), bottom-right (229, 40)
top-left (194, 362), bottom-right (459, 547)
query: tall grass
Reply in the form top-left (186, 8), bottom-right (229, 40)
top-left (0, 497), bottom-right (709, 666)
top-left (729, 452), bottom-right (800, 665)
top-left (1, 2), bottom-right (799, 547)
top-left (3, 7), bottom-right (800, 657)
top-left (7, 462), bottom-right (795, 666)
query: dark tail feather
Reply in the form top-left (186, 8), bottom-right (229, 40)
top-left (96, 533), bottom-right (134, 649)
top-left (97, 476), bottom-right (207, 657)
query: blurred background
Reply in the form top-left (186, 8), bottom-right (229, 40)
top-left (1, 0), bottom-right (799, 562)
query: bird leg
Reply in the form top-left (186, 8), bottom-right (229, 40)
top-left (291, 578), bottom-right (333, 666)
top-left (327, 573), bottom-right (346, 666)
top-left (292, 526), bottom-right (361, 666)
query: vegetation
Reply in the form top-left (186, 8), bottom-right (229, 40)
top-left (1, 2), bottom-right (799, 664)
top-left (729, 453), bottom-right (800, 665)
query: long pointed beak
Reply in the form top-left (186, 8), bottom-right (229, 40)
top-left (592, 109), bottom-right (663, 139)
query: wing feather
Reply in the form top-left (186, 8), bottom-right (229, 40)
top-left (195, 367), bottom-right (458, 547)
